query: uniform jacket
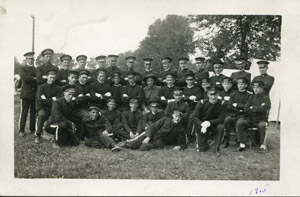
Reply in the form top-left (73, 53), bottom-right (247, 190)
top-left (194, 69), bottom-right (209, 86)
top-left (19, 64), bottom-right (37, 99)
top-left (158, 85), bottom-right (177, 106)
top-left (164, 100), bottom-right (190, 123)
top-left (143, 85), bottom-right (160, 105)
top-left (145, 117), bottom-right (186, 149)
top-left (48, 97), bottom-right (75, 123)
top-left (251, 74), bottom-right (275, 96)
top-left (74, 82), bottom-right (91, 108)
top-left (37, 82), bottom-right (62, 110)
top-left (176, 68), bottom-right (192, 87)
top-left (121, 109), bottom-right (143, 134)
top-left (89, 80), bottom-right (111, 107)
top-left (101, 109), bottom-right (122, 129)
top-left (226, 90), bottom-right (252, 117)
top-left (110, 84), bottom-right (123, 105)
top-left (56, 68), bottom-right (68, 86)
top-left (36, 63), bottom-right (58, 85)
top-left (81, 115), bottom-right (112, 139)
top-left (244, 93), bottom-right (271, 122)
top-left (142, 111), bottom-right (164, 129)
top-left (121, 84), bottom-right (144, 105)
top-left (183, 85), bottom-right (203, 111)
top-left (210, 73), bottom-right (227, 90)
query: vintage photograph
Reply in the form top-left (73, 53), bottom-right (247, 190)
top-left (13, 10), bottom-right (281, 181)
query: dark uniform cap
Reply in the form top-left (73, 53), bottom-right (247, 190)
top-left (60, 54), bottom-right (72, 62)
top-left (108, 54), bottom-right (119, 58)
top-left (162, 57), bottom-right (172, 62)
top-left (237, 76), bottom-right (249, 84)
top-left (110, 71), bottom-right (122, 78)
top-left (143, 57), bottom-right (154, 62)
top-left (67, 70), bottom-right (78, 76)
top-left (252, 80), bottom-right (265, 87)
top-left (199, 77), bottom-right (210, 83)
top-left (95, 55), bottom-right (106, 60)
top-left (165, 71), bottom-right (177, 79)
top-left (78, 69), bottom-right (90, 76)
top-left (149, 99), bottom-right (160, 107)
top-left (257, 60), bottom-right (269, 66)
top-left (207, 86), bottom-right (219, 94)
top-left (89, 106), bottom-right (101, 112)
top-left (76, 55), bottom-right (87, 62)
top-left (125, 56), bottom-right (136, 61)
top-left (129, 97), bottom-right (139, 104)
top-left (41, 48), bottom-right (54, 56)
top-left (178, 57), bottom-right (189, 61)
top-left (107, 96), bottom-right (117, 104)
top-left (195, 57), bottom-right (205, 61)
top-left (46, 68), bottom-right (58, 75)
top-left (143, 73), bottom-right (157, 82)
top-left (221, 76), bottom-right (233, 83)
top-left (213, 60), bottom-right (224, 66)
top-left (184, 70), bottom-right (195, 78)
top-left (62, 84), bottom-right (76, 92)
top-left (24, 52), bottom-right (35, 57)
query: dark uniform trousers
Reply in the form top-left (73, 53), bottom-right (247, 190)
top-left (19, 98), bottom-right (36, 132)
top-left (223, 116), bottom-right (238, 138)
top-left (85, 134), bottom-right (116, 149)
top-left (195, 124), bottom-right (224, 151)
top-left (36, 109), bottom-right (50, 136)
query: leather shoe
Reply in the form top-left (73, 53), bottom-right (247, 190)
top-left (234, 147), bottom-right (246, 152)
top-left (258, 147), bottom-right (266, 153)
top-left (52, 142), bottom-right (60, 149)
top-left (19, 132), bottom-right (25, 137)
top-left (35, 136), bottom-right (41, 144)
top-left (111, 145), bottom-right (122, 152)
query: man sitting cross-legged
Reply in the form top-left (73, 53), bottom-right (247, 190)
top-left (123, 111), bottom-right (187, 151)
top-left (82, 106), bottom-right (122, 152)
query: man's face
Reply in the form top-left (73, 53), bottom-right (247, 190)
top-left (110, 58), bottom-right (117, 67)
top-left (129, 102), bottom-right (138, 110)
top-left (97, 72), bottom-right (106, 83)
top-left (162, 60), bottom-right (171, 70)
top-left (89, 109), bottom-right (99, 120)
top-left (172, 113), bottom-right (181, 123)
top-left (78, 74), bottom-right (88, 85)
top-left (179, 60), bottom-right (187, 70)
top-left (259, 66), bottom-right (268, 75)
top-left (201, 81), bottom-right (210, 91)
top-left (173, 93), bottom-right (183, 102)
top-left (64, 90), bottom-right (76, 102)
top-left (213, 64), bottom-right (223, 74)
top-left (128, 75), bottom-right (136, 85)
top-left (127, 60), bottom-right (135, 70)
top-left (107, 102), bottom-right (116, 111)
top-left (62, 60), bottom-right (70, 68)
top-left (78, 60), bottom-right (86, 68)
top-left (237, 80), bottom-right (247, 91)
top-left (253, 84), bottom-right (263, 95)
top-left (235, 61), bottom-right (246, 70)
top-left (186, 77), bottom-right (194, 86)
top-left (146, 77), bottom-right (154, 87)
top-left (207, 90), bottom-right (219, 103)
top-left (112, 75), bottom-right (121, 85)
top-left (165, 76), bottom-right (175, 86)
top-left (144, 61), bottom-right (151, 70)
top-left (47, 74), bottom-right (57, 84)
top-left (26, 57), bottom-right (35, 66)
top-left (195, 61), bottom-right (205, 70)
top-left (222, 81), bottom-right (232, 92)
top-left (150, 105), bottom-right (159, 114)
top-left (68, 74), bottom-right (77, 85)
top-left (44, 54), bottom-right (52, 63)
top-left (97, 59), bottom-right (106, 68)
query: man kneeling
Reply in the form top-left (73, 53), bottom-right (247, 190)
top-left (124, 110), bottom-right (187, 151)
top-left (82, 106), bottom-right (121, 152)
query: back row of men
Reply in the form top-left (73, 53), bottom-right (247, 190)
top-left (18, 48), bottom-right (274, 155)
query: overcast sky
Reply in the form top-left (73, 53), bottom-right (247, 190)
top-left (4, 0), bottom-right (172, 61)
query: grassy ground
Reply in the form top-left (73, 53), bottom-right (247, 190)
top-left (14, 95), bottom-right (280, 180)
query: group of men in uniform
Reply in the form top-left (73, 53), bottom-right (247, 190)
top-left (18, 48), bottom-right (275, 155)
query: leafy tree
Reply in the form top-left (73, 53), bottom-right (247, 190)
top-left (188, 15), bottom-right (281, 69)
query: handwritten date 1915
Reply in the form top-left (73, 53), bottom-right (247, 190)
top-left (249, 184), bottom-right (269, 195)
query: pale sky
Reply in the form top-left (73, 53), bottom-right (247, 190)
top-left (4, 0), bottom-right (171, 61)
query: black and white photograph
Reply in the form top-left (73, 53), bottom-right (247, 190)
top-left (1, 0), bottom-right (300, 196)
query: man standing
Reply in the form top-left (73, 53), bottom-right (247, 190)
top-left (251, 61), bottom-right (275, 96)
top-left (191, 87), bottom-right (226, 156)
top-left (44, 85), bottom-right (80, 149)
top-left (106, 54), bottom-right (122, 77)
top-left (123, 56), bottom-right (142, 85)
top-left (18, 52), bottom-right (37, 136)
top-left (176, 57), bottom-right (192, 87)
top-left (210, 60), bottom-right (227, 91)
top-left (36, 48), bottom-right (58, 85)
top-left (158, 57), bottom-right (175, 85)
top-left (235, 81), bottom-right (271, 153)
top-left (57, 54), bottom-right (72, 86)
top-left (141, 57), bottom-right (158, 80)
top-left (194, 57), bottom-right (209, 86)
top-left (36, 69), bottom-right (62, 143)
top-left (89, 55), bottom-right (106, 84)
top-left (230, 56), bottom-right (251, 89)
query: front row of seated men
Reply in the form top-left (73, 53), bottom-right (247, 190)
top-left (38, 66), bottom-right (270, 156)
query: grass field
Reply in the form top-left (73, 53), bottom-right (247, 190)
top-left (14, 95), bottom-right (280, 180)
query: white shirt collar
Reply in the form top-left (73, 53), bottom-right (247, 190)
top-left (187, 85), bottom-right (194, 89)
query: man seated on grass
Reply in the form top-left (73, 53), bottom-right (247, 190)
top-left (81, 106), bottom-right (121, 152)
top-left (44, 85), bottom-right (80, 149)
top-left (190, 87), bottom-right (226, 156)
top-left (123, 110), bottom-right (186, 151)
top-left (121, 98), bottom-right (143, 139)
top-left (142, 99), bottom-right (164, 130)
top-left (101, 97), bottom-right (125, 142)
top-left (235, 80), bottom-right (271, 153)
top-left (222, 77), bottom-right (252, 148)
